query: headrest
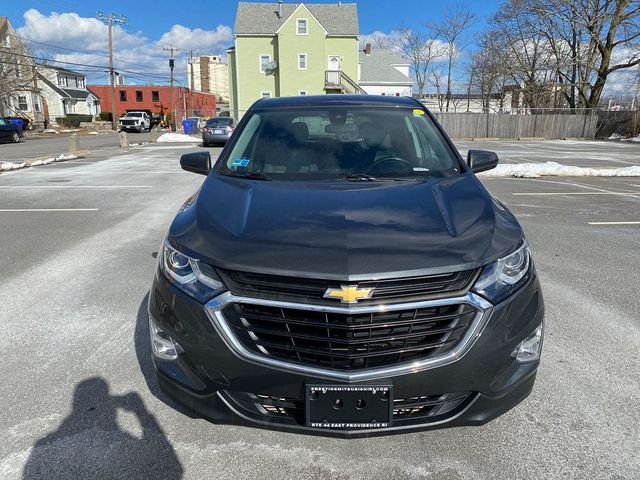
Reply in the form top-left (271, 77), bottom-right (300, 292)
top-left (290, 122), bottom-right (309, 142)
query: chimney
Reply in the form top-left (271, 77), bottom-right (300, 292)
top-left (364, 43), bottom-right (372, 56)
top-left (277, 0), bottom-right (284, 18)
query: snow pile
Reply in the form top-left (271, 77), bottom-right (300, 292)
top-left (480, 162), bottom-right (640, 178)
top-left (56, 154), bottom-right (78, 161)
top-left (624, 135), bottom-right (640, 143)
top-left (88, 131), bottom-right (99, 135)
top-left (43, 129), bottom-right (59, 134)
top-left (1, 161), bottom-right (26, 171)
top-left (156, 133), bottom-right (200, 143)
top-left (609, 133), bottom-right (623, 140)
top-left (29, 154), bottom-right (77, 167)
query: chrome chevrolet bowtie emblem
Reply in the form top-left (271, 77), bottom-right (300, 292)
top-left (323, 285), bottom-right (374, 304)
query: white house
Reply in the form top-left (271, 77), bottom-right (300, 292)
top-left (357, 45), bottom-right (413, 97)
top-left (0, 17), bottom-right (44, 128)
top-left (37, 65), bottom-right (100, 123)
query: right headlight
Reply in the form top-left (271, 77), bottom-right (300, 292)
top-left (472, 241), bottom-right (531, 304)
top-left (160, 240), bottom-right (226, 303)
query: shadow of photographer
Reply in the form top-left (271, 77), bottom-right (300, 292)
top-left (22, 377), bottom-right (183, 479)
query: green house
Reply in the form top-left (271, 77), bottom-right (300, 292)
top-left (227, 1), bottom-right (363, 119)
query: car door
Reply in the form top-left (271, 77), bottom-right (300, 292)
top-left (0, 119), bottom-right (11, 141)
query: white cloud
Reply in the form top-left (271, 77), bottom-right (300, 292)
top-left (158, 25), bottom-right (233, 52)
top-left (16, 9), bottom-right (233, 86)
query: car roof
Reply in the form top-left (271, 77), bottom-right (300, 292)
top-left (253, 95), bottom-right (421, 109)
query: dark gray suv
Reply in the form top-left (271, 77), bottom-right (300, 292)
top-left (149, 95), bottom-right (544, 436)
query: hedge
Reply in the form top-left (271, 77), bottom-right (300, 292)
top-left (99, 112), bottom-right (113, 121)
top-left (56, 114), bottom-right (94, 128)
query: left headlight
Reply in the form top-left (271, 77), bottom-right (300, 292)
top-left (473, 241), bottom-right (531, 304)
top-left (160, 240), bottom-right (226, 302)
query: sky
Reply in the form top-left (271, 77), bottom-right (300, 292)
top-left (1, 0), bottom-right (503, 88)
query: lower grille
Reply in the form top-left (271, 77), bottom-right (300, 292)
top-left (227, 391), bottom-right (475, 424)
top-left (222, 302), bottom-right (478, 370)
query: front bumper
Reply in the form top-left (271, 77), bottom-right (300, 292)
top-left (120, 124), bottom-right (144, 132)
top-left (148, 267), bottom-right (544, 436)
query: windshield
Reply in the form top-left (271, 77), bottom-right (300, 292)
top-left (206, 117), bottom-right (233, 127)
top-left (126, 112), bottom-right (143, 117)
top-left (219, 106), bottom-right (460, 180)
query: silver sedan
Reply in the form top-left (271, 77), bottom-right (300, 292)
top-left (202, 117), bottom-right (235, 147)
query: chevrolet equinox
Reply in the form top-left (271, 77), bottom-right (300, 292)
top-left (148, 95), bottom-right (544, 436)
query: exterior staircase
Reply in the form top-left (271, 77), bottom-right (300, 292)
top-left (325, 70), bottom-right (367, 95)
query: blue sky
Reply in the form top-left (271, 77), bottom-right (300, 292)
top-left (2, 0), bottom-right (504, 89)
top-left (3, 0), bottom-right (501, 41)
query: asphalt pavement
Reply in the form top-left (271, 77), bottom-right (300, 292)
top-left (0, 142), bottom-right (639, 479)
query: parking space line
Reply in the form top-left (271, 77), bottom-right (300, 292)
top-left (0, 185), bottom-right (152, 189)
top-left (588, 221), bottom-right (640, 225)
top-left (0, 208), bottom-right (99, 212)
top-left (513, 192), bottom-right (640, 196)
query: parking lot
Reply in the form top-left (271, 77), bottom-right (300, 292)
top-left (1, 140), bottom-right (639, 479)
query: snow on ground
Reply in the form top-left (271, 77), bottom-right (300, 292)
top-left (480, 161), bottom-right (640, 178)
top-left (625, 135), bottom-right (640, 143)
top-left (156, 133), bottom-right (200, 143)
top-left (1, 161), bottom-right (27, 171)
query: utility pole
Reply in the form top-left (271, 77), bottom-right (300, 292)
top-left (187, 50), bottom-right (196, 118)
top-left (163, 46), bottom-right (181, 130)
top-left (97, 11), bottom-right (127, 131)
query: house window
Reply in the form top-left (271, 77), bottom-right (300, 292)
top-left (2, 36), bottom-right (9, 48)
top-left (152, 91), bottom-right (159, 102)
top-left (75, 77), bottom-right (85, 88)
top-left (296, 19), bottom-right (308, 35)
top-left (260, 91), bottom-right (272, 99)
top-left (259, 54), bottom-right (271, 73)
top-left (136, 90), bottom-right (143, 102)
top-left (299, 91), bottom-right (307, 96)
top-left (58, 75), bottom-right (67, 87)
top-left (15, 61), bottom-right (21, 78)
top-left (34, 98), bottom-right (41, 112)
top-left (298, 53), bottom-right (307, 70)
top-left (119, 90), bottom-right (127, 101)
top-left (17, 96), bottom-right (28, 111)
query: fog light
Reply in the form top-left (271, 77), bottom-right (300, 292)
top-left (513, 324), bottom-right (543, 363)
top-left (149, 316), bottom-right (182, 360)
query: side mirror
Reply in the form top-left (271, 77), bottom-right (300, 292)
top-left (180, 151), bottom-right (211, 175)
top-left (467, 150), bottom-right (499, 173)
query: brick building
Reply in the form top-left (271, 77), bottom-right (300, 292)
top-left (88, 85), bottom-right (216, 121)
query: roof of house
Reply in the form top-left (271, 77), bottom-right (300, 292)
top-left (235, 2), bottom-right (358, 36)
top-left (0, 17), bottom-right (8, 32)
top-left (38, 74), bottom-right (95, 100)
top-left (359, 49), bottom-right (413, 85)
top-left (37, 63), bottom-right (84, 77)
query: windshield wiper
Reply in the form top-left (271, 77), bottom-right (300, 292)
top-left (341, 173), bottom-right (379, 181)
top-left (224, 172), bottom-right (272, 181)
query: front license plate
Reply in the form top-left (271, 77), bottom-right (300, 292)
top-left (214, 129), bottom-right (223, 134)
top-left (305, 385), bottom-right (393, 429)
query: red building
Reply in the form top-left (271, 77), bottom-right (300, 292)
top-left (88, 84), bottom-right (216, 121)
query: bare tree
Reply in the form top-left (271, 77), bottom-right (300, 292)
top-left (428, 4), bottom-right (477, 111)
top-left (430, 66), bottom-right (447, 112)
top-left (467, 31), bottom-right (512, 112)
top-left (390, 26), bottom-right (444, 98)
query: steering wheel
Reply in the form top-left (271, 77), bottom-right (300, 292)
top-left (366, 156), bottom-right (415, 175)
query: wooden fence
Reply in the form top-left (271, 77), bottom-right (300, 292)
top-left (432, 112), bottom-right (598, 139)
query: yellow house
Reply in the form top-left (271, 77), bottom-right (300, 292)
top-left (227, 1), bottom-right (363, 119)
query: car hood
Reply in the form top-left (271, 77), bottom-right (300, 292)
top-left (169, 173), bottom-right (523, 280)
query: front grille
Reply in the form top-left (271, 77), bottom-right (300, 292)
top-left (222, 302), bottom-right (478, 370)
top-left (227, 390), bottom-right (475, 425)
top-left (218, 268), bottom-right (479, 305)
top-left (120, 120), bottom-right (136, 125)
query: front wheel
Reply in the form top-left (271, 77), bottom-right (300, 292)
top-left (11, 131), bottom-right (20, 143)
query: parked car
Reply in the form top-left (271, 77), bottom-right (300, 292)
top-left (0, 118), bottom-right (24, 143)
top-left (201, 117), bottom-right (235, 146)
top-left (148, 95), bottom-right (544, 436)
top-left (187, 116), bottom-right (206, 130)
top-left (118, 111), bottom-right (151, 132)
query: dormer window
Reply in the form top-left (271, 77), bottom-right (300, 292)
top-left (58, 75), bottom-right (68, 87)
top-left (296, 19), bottom-right (308, 35)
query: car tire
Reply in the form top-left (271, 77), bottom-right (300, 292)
top-left (11, 131), bottom-right (20, 143)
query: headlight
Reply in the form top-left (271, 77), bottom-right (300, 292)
top-left (473, 241), bottom-right (530, 303)
top-left (160, 241), bottom-right (226, 302)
